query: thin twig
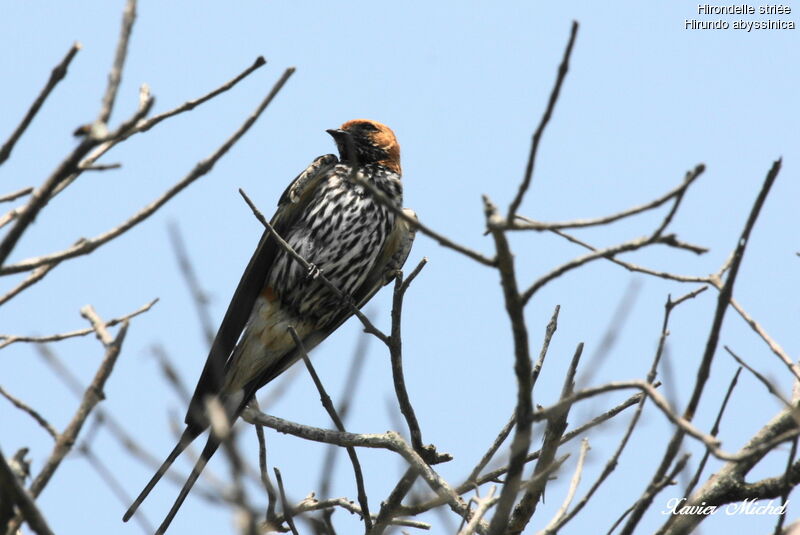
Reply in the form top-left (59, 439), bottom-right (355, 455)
top-left (168, 221), bottom-right (215, 345)
top-left (521, 232), bottom-right (705, 306)
top-left (41, 56), bottom-right (266, 207)
top-left (547, 228), bottom-right (710, 284)
top-left (682, 367), bottom-right (742, 499)
top-left (541, 289), bottom-right (696, 533)
top-left (467, 305), bottom-right (560, 486)
top-left (0, 95), bottom-right (153, 269)
top-left (507, 343), bottom-right (583, 534)
top-left (369, 468), bottom-right (419, 535)
top-left (0, 43), bottom-right (82, 166)
top-left (509, 165), bottom-right (704, 231)
top-left (610, 454), bottom-right (690, 535)
top-left (82, 163), bottom-right (122, 172)
top-left (250, 397), bottom-right (278, 524)
top-left (725, 346), bottom-right (792, 408)
top-left (0, 385), bottom-right (58, 440)
top-left (0, 298), bottom-right (157, 349)
top-left (773, 438), bottom-right (798, 535)
top-left (483, 195), bottom-right (534, 535)
top-left (241, 408), bottom-right (477, 529)
top-left (0, 263), bottom-right (59, 306)
top-left (6, 315), bottom-right (128, 533)
top-left (97, 0), bottom-right (137, 124)
top-left (458, 487), bottom-right (498, 535)
top-left (268, 495), bottom-right (432, 532)
top-left (728, 296), bottom-right (800, 382)
top-left (398, 391), bottom-right (645, 517)
top-left (0, 68), bottom-right (292, 276)
top-left (0, 188), bottom-right (34, 204)
top-left (34, 345), bottom-right (222, 504)
top-left (390, 260), bottom-right (441, 461)
top-left (78, 443), bottom-right (154, 534)
top-left (507, 21), bottom-right (578, 220)
top-left (273, 468), bottom-right (299, 535)
top-left (620, 158), bottom-right (783, 535)
top-left (319, 333), bottom-right (370, 499)
top-left (539, 438), bottom-right (590, 535)
top-left (289, 326), bottom-right (373, 532)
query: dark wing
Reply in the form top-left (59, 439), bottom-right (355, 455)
top-left (242, 207), bottom-right (418, 398)
top-left (184, 154), bottom-right (338, 430)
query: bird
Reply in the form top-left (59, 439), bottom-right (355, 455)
top-left (123, 119), bottom-right (416, 534)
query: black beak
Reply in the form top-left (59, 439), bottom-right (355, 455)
top-left (326, 128), bottom-right (348, 139)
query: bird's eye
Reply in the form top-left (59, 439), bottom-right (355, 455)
top-left (358, 123), bottom-right (378, 133)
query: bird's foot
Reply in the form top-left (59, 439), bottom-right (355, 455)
top-left (305, 263), bottom-right (322, 281)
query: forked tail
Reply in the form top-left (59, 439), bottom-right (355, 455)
top-left (155, 433), bottom-right (222, 534)
top-left (123, 426), bottom-right (201, 522)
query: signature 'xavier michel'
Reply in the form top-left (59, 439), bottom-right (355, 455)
top-left (124, 119), bottom-right (417, 534)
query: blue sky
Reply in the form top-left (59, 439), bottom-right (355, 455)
top-left (1, 2), bottom-right (798, 534)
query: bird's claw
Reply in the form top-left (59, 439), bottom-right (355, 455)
top-left (305, 264), bottom-right (322, 281)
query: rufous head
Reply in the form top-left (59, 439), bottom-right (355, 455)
top-left (326, 119), bottom-right (401, 174)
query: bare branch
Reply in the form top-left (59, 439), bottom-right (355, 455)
top-left (547, 228), bottom-right (710, 284)
top-left (403, 391), bottom-right (645, 518)
top-left (458, 487), bottom-right (498, 535)
top-left (248, 397), bottom-right (278, 525)
top-left (0, 448), bottom-right (54, 535)
top-left (273, 467), bottom-right (299, 535)
top-left (269, 495), bottom-right (432, 532)
top-left (521, 232), bottom-right (705, 305)
top-left (78, 443), bottom-right (154, 534)
top-left (682, 367), bottom-right (742, 499)
top-left (390, 260), bottom-right (445, 463)
top-left (319, 333), bottom-right (370, 499)
top-left (0, 43), bottom-right (81, 166)
top-left (369, 468), bottom-right (419, 535)
top-left (508, 343), bottom-right (583, 534)
top-left (612, 454), bottom-right (691, 535)
top-left (240, 408), bottom-right (478, 530)
top-left (539, 438), bottom-right (590, 535)
top-left (0, 188), bottom-right (34, 204)
top-left (0, 298), bottom-right (157, 349)
top-left (0, 94), bottom-right (152, 268)
top-left (97, 0), bottom-right (137, 125)
top-left (0, 385), bottom-right (58, 440)
top-left (510, 164), bottom-right (704, 231)
top-left (725, 346), bottom-right (792, 408)
top-left (41, 56), bottom-right (266, 206)
top-left (82, 163), bottom-right (122, 172)
top-left (622, 158), bottom-right (783, 534)
top-left (483, 195), bottom-right (534, 535)
top-left (34, 345), bottom-right (222, 504)
top-left (289, 326), bottom-right (373, 532)
top-left (5, 315), bottom-right (129, 534)
top-left (728, 296), bottom-right (800, 382)
top-left (773, 437), bottom-right (798, 535)
top-left (0, 263), bottom-right (56, 306)
top-left (507, 21), bottom-right (578, 219)
top-left (131, 56), bottom-right (267, 136)
top-left (168, 222), bottom-right (215, 345)
top-left (0, 68), bottom-right (292, 275)
top-left (467, 305), bottom-right (560, 486)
